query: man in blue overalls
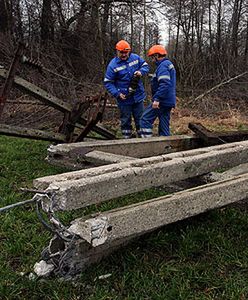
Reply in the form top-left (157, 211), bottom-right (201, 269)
top-left (104, 40), bottom-right (149, 138)
top-left (140, 45), bottom-right (176, 137)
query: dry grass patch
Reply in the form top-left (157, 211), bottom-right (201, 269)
top-left (171, 104), bottom-right (248, 135)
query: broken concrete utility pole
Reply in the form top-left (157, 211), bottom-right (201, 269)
top-left (34, 140), bottom-right (248, 211)
top-left (46, 126), bottom-right (248, 169)
top-left (69, 173), bottom-right (248, 246)
top-left (46, 135), bottom-right (201, 169)
top-left (35, 172), bottom-right (248, 277)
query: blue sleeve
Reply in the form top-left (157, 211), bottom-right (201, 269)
top-left (153, 65), bottom-right (172, 102)
top-left (138, 56), bottom-right (149, 76)
top-left (103, 63), bottom-right (120, 98)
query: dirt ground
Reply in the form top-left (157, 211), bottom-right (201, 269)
top-left (2, 95), bottom-right (248, 136)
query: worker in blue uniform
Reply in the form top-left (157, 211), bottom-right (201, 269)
top-left (104, 40), bottom-right (149, 138)
top-left (140, 45), bottom-right (176, 137)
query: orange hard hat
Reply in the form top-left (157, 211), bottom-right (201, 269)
top-left (148, 45), bottom-right (167, 56)
top-left (116, 40), bottom-right (131, 52)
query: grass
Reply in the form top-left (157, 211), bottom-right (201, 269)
top-left (1, 135), bottom-right (248, 299)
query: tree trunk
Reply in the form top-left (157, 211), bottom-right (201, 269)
top-left (216, 0), bottom-right (222, 51)
top-left (14, 0), bottom-right (23, 39)
top-left (0, 0), bottom-right (12, 34)
top-left (130, 0), bottom-right (134, 48)
top-left (40, 0), bottom-right (54, 44)
top-left (231, 0), bottom-right (244, 58)
top-left (244, 20), bottom-right (248, 63)
top-left (143, 0), bottom-right (147, 58)
top-left (208, 0), bottom-right (213, 53)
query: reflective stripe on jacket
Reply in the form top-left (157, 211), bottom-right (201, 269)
top-left (104, 53), bottom-right (149, 106)
top-left (151, 58), bottom-right (176, 108)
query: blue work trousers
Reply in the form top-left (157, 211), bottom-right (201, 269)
top-left (119, 102), bottom-right (144, 138)
top-left (140, 104), bottom-right (171, 137)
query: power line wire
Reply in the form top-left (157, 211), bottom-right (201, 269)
top-left (0, 197), bottom-right (37, 213)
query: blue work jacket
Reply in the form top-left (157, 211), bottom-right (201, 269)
top-left (104, 53), bottom-right (149, 106)
top-left (151, 58), bottom-right (176, 108)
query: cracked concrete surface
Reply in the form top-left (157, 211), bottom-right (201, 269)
top-left (34, 140), bottom-right (248, 211)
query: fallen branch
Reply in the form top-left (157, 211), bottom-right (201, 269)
top-left (188, 71), bottom-right (248, 106)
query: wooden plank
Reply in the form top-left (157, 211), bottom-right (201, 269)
top-left (76, 113), bottom-right (103, 142)
top-left (0, 68), bottom-right (72, 113)
top-left (215, 130), bottom-right (248, 143)
top-left (0, 124), bottom-right (66, 142)
top-left (78, 117), bottom-right (116, 140)
top-left (37, 173), bottom-right (248, 277)
top-left (61, 101), bottom-right (91, 142)
top-left (0, 68), bottom-right (116, 140)
top-left (34, 140), bottom-right (248, 211)
top-left (189, 123), bottom-right (248, 145)
top-left (188, 123), bottom-right (221, 145)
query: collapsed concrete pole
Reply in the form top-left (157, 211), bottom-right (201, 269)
top-left (34, 140), bottom-right (248, 211)
top-left (202, 163), bottom-right (248, 183)
top-left (69, 173), bottom-right (248, 246)
top-left (36, 173), bottom-right (248, 277)
top-left (35, 146), bottom-right (201, 190)
top-left (48, 150), bottom-right (136, 170)
top-left (47, 135), bottom-right (201, 169)
top-left (82, 150), bottom-right (136, 165)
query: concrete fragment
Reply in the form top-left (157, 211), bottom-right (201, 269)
top-left (28, 273), bottom-right (37, 280)
top-left (162, 163), bottom-right (248, 193)
top-left (69, 216), bottom-right (109, 247)
top-left (40, 235), bottom-right (132, 277)
top-left (34, 260), bottom-right (55, 277)
top-left (97, 274), bottom-right (112, 280)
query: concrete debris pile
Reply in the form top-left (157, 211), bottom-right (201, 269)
top-left (32, 136), bottom-right (248, 278)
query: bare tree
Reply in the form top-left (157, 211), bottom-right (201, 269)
top-left (40, 0), bottom-right (54, 43)
top-left (0, 0), bottom-right (12, 34)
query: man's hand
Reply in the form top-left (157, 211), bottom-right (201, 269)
top-left (119, 93), bottom-right (126, 100)
top-left (152, 100), bottom-right (160, 109)
top-left (134, 71), bottom-right (142, 77)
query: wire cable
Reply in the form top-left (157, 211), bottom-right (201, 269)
top-left (0, 197), bottom-right (37, 213)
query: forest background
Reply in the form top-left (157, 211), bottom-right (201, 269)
top-left (0, 0), bottom-right (248, 111)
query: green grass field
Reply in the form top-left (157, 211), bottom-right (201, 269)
top-left (1, 135), bottom-right (248, 300)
